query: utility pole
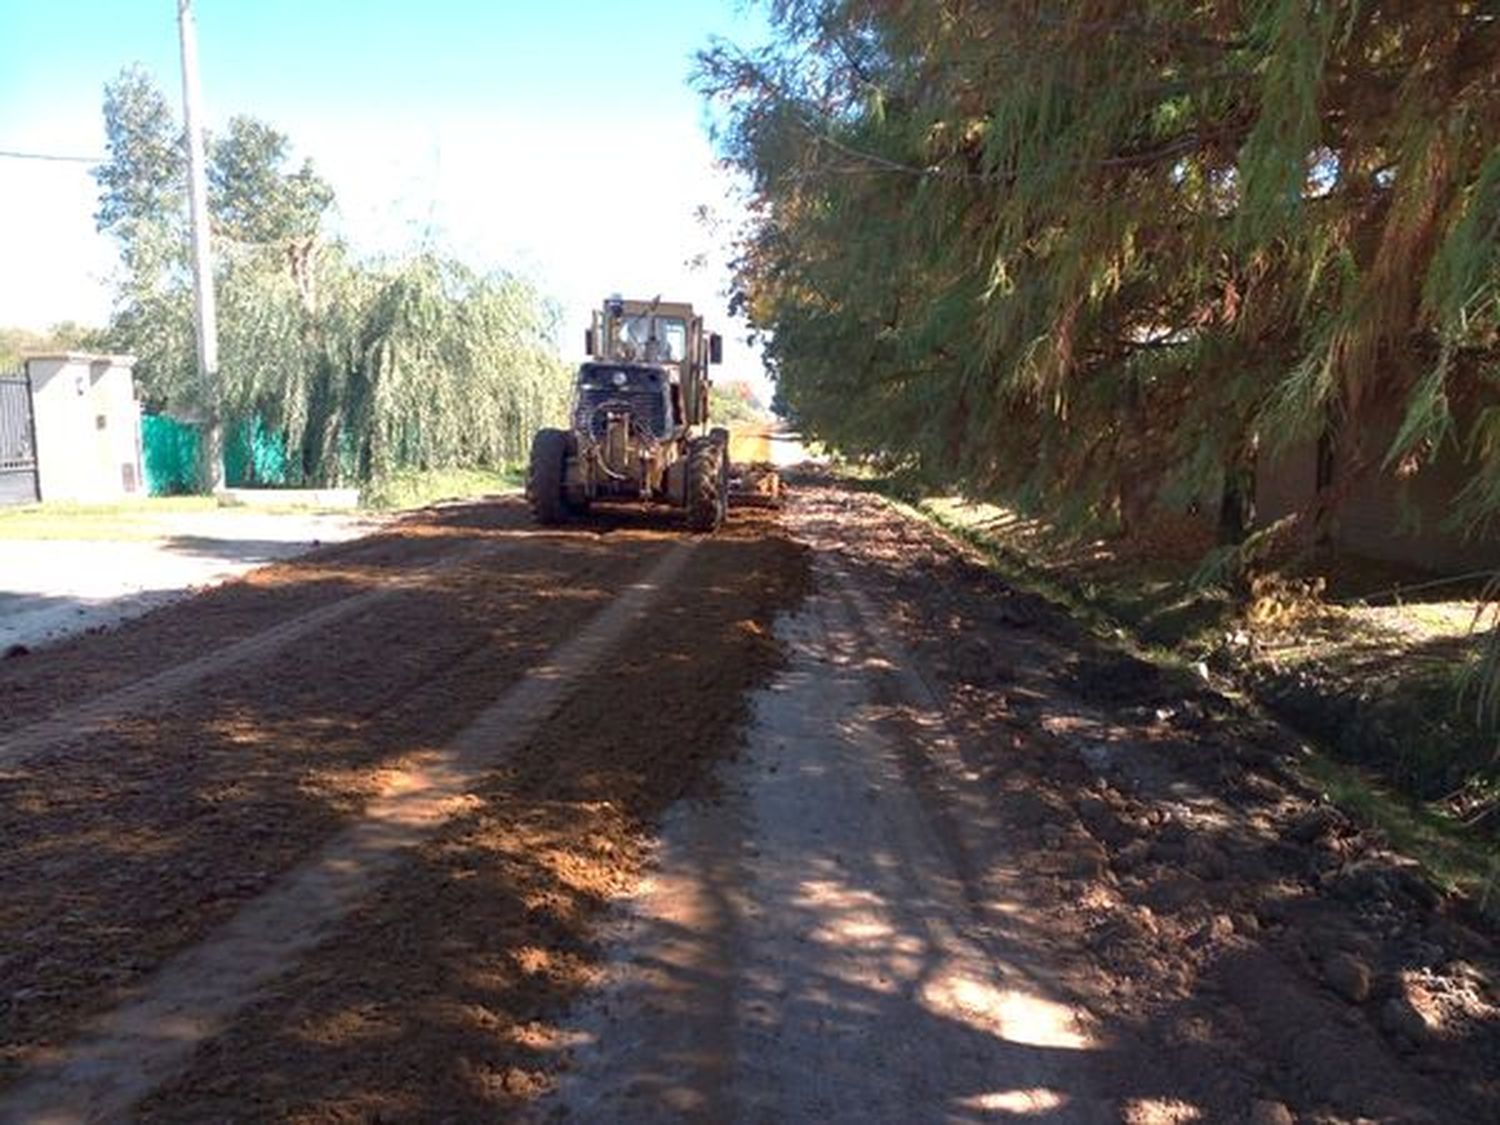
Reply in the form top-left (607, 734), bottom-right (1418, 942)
top-left (177, 0), bottom-right (223, 491)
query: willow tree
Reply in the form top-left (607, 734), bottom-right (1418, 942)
top-left (94, 68), bottom-right (572, 486)
top-left (701, 1), bottom-right (1500, 541)
top-left (127, 236), bottom-right (571, 487)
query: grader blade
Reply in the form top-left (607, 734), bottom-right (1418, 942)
top-left (729, 462), bottom-right (782, 508)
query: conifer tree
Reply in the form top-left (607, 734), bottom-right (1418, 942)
top-left (701, 1), bottom-right (1500, 537)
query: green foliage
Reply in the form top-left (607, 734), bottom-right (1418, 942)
top-left (122, 241), bottom-right (571, 487)
top-left (360, 466), bottom-right (524, 511)
top-left (92, 69), bottom-right (571, 488)
top-left (0, 324), bottom-right (101, 371)
top-left (709, 379), bottom-right (768, 426)
top-left (701, 2), bottom-right (1500, 526)
top-left (209, 116), bottom-right (333, 245)
top-left (703, 0), bottom-right (1500, 733)
top-left (94, 64), bottom-right (186, 280)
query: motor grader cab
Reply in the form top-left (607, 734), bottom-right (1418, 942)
top-left (527, 295), bottom-right (730, 530)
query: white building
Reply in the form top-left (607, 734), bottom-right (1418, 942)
top-left (23, 353), bottom-right (144, 503)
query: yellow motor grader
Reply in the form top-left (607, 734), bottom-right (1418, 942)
top-left (527, 295), bottom-right (732, 530)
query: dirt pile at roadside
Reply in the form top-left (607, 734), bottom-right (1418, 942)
top-left (799, 478), bottom-right (1499, 1122)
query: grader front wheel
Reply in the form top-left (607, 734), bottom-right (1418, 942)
top-left (527, 428), bottom-right (569, 525)
top-left (685, 437), bottom-right (727, 532)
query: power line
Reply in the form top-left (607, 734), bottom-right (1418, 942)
top-left (0, 148), bottom-right (102, 165)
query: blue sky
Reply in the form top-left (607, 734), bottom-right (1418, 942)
top-left (0, 0), bottom-right (770, 381)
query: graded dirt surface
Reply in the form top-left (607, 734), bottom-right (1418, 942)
top-left (548, 481), bottom-right (1500, 1123)
top-left (1, 482), bottom-right (1497, 1122)
top-left (0, 496), bottom-right (809, 1120)
top-left (0, 501), bottom-right (748, 1086)
top-left (129, 510), bottom-right (807, 1122)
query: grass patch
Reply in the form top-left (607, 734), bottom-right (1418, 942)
top-left (0, 469), bottom-right (519, 536)
top-left (1298, 750), bottom-right (1500, 921)
top-left (0, 496), bottom-right (224, 540)
top-left (883, 493), bottom-right (1103, 627)
top-left (867, 471), bottom-right (1500, 919)
top-left (0, 492), bottom-right (367, 539)
top-left (915, 493), bottom-right (1232, 651)
top-left (360, 466), bottom-right (523, 511)
top-left (881, 490), bottom-right (1228, 676)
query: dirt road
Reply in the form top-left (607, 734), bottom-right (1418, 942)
top-left (1, 484), bottom-right (1496, 1122)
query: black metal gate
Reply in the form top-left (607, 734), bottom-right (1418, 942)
top-left (0, 369), bottom-right (39, 505)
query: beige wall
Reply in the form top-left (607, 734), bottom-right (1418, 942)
top-left (1256, 400), bottom-right (1500, 575)
top-left (1254, 438), bottom-right (1318, 533)
top-left (26, 353), bottom-right (143, 503)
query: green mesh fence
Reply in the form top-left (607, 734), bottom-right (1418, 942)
top-left (224, 417), bottom-right (293, 487)
top-left (142, 414), bottom-right (298, 494)
top-left (140, 414), bottom-right (200, 496)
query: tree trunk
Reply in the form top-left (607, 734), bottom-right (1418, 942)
top-left (1218, 449), bottom-right (1257, 545)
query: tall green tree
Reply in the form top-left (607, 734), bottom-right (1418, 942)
top-left (209, 116), bottom-right (334, 311)
top-left (209, 116), bottom-right (332, 246)
top-left (94, 66), bottom-right (195, 408)
top-left (94, 64), bottom-right (186, 278)
top-left (92, 67), bottom-right (572, 487)
top-left (701, 1), bottom-right (1500, 541)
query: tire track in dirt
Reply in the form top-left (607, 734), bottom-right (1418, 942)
top-left (0, 540), bottom-right (701, 1123)
top-left (125, 513), bottom-right (808, 1123)
top-left (0, 539), bottom-right (501, 768)
top-left (0, 501), bottom-right (535, 736)
top-left (548, 549), bottom-right (1103, 1123)
top-left (0, 521), bottom-right (676, 1089)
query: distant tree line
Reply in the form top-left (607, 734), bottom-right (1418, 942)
top-left (0, 325), bottom-right (96, 372)
top-left (94, 66), bottom-right (570, 486)
top-left (709, 379), bottom-right (770, 427)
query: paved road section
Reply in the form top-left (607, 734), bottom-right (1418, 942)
top-left (0, 509), bottom-right (375, 651)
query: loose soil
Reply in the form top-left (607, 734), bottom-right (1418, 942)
top-left (913, 491), bottom-right (1500, 836)
top-left (2, 483), bottom-right (1496, 1122)
top-left (132, 508), bottom-right (808, 1121)
top-left (797, 479), bottom-right (1499, 1122)
top-left (0, 500), bottom-right (688, 1087)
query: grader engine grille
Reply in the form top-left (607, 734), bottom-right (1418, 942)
top-left (573, 366), bottom-right (671, 442)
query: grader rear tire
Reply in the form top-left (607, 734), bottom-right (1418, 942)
top-left (527, 428), bottom-right (569, 525)
top-left (685, 437), bottom-right (726, 532)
